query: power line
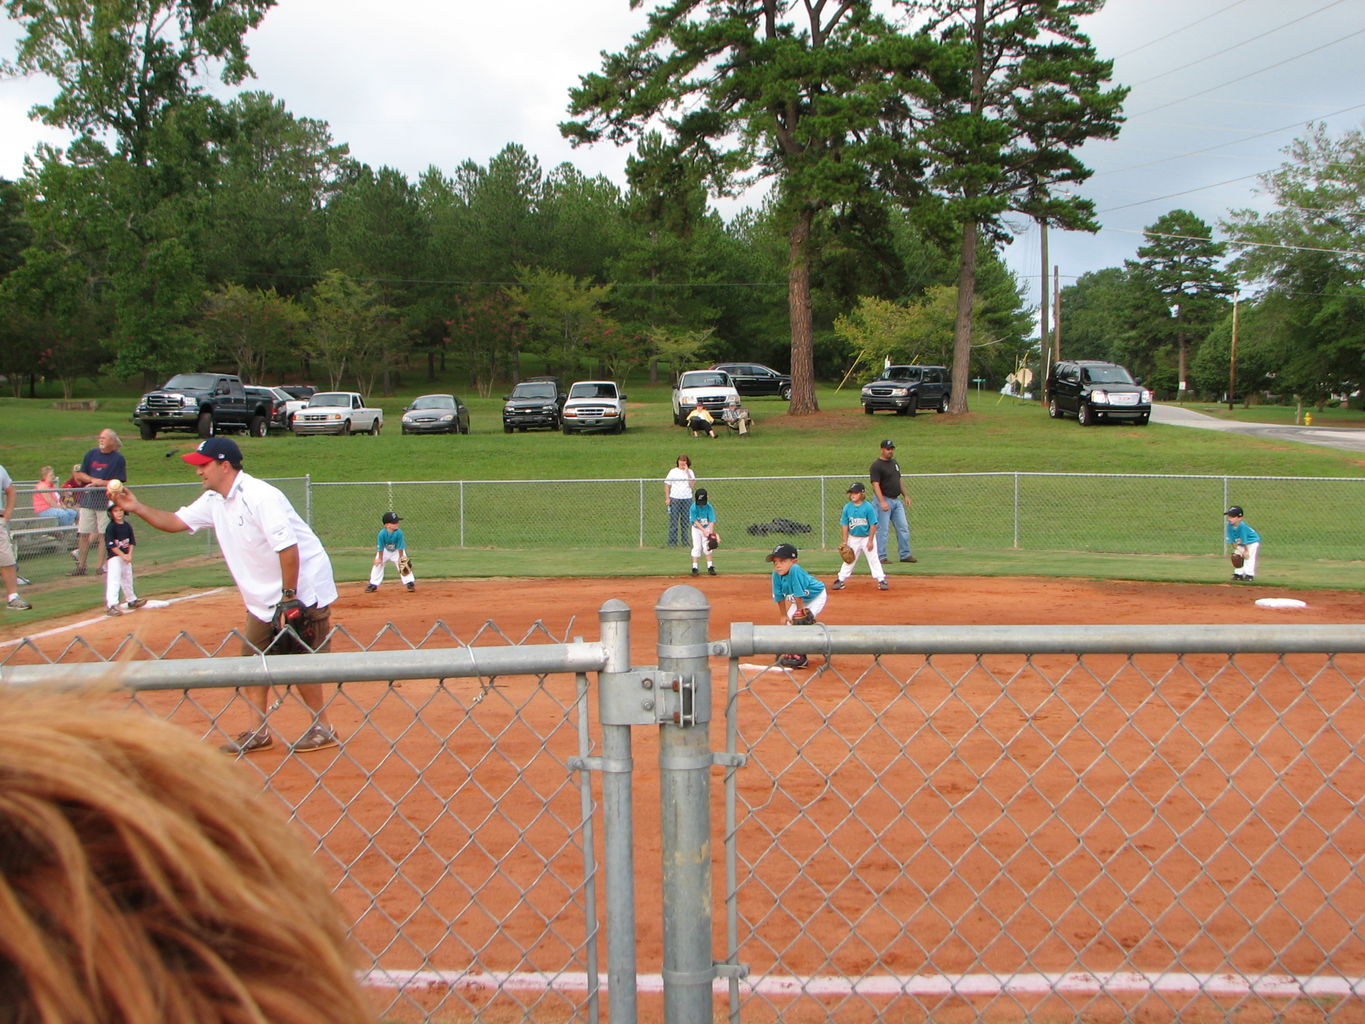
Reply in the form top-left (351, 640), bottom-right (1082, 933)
top-left (1110, 0), bottom-right (1252, 60)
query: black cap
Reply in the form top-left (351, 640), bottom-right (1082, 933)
top-left (382, 511), bottom-right (402, 524)
top-left (847, 482), bottom-right (865, 493)
top-left (766, 543), bottom-right (799, 561)
top-left (879, 439), bottom-right (895, 449)
top-left (694, 488), bottom-right (708, 504)
top-left (1224, 506), bottom-right (1243, 517)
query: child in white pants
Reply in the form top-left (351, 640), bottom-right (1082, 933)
top-left (103, 504), bottom-right (145, 615)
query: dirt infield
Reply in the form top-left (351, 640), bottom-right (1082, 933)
top-left (4, 575), bottom-right (1362, 1022)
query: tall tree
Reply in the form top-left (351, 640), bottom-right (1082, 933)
top-left (1223, 125), bottom-right (1365, 406)
top-left (910, 0), bottom-right (1126, 412)
top-left (563, 1), bottom-right (941, 415)
top-left (1126, 209), bottom-right (1233, 398)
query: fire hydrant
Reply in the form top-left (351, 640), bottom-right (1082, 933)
top-left (1305, 411), bottom-right (1313, 427)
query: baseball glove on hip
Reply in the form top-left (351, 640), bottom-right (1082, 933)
top-left (398, 554), bottom-right (413, 575)
top-left (838, 543), bottom-right (855, 564)
top-left (1230, 545), bottom-right (1247, 569)
top-left (269, 599), bottom-right (319, 655)
top-left (706, 534), bottom-right (720, 551)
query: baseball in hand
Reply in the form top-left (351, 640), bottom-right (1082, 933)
top-left (106, 479), bottom-right (124, 495)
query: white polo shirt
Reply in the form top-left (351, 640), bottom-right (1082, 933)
top-left (176, 470), bottom-right (338, 622)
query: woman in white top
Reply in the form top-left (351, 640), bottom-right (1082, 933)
top-left (664, 454), bottom-right (696, 547)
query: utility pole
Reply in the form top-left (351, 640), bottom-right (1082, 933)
top-left (1053, 265), bottom-right (1061, 361)
top-left (1228, 292), bottom-right (1239, 410)
top-left (1039, 221), bottom-right (1049, 364)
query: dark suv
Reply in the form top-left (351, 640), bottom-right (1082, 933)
top-left (1045, 360), bottom-right (1151, 426)
top-left (711, 362), bottom-right (792, 400)
top-left (502, 376), bottom-right (565, 432)
top-left (860, 365), bottom-right (950, 415)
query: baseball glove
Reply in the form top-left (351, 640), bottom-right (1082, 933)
top-left (269, 598), bottom-right (318, 655)
top-left (838, 543), bottom-right (855, 565)
top-left (791, 609), bottom-right (816, 626)
top-left (399, 554), bottom-right (413, 575)
top-left (706, 534), bottom-right (719, 551)
top-left (1230, 545), bottom-right (1247, 569)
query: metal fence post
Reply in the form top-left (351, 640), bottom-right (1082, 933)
top-left (655, 584), bottom-right (714, 1023)
top-left (598, 598), bottom-right (639, 1024)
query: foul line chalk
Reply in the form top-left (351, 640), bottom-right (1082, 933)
top-left (0, 588), bottom-right (227, 649)
top-left (362, 968), bottom-right (1365, 999)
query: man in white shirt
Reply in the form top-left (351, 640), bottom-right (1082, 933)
top-left (113, 438), bottom-right (339, 754)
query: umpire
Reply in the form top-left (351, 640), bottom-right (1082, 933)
top-left (110, 437), bottom-right (339, 754)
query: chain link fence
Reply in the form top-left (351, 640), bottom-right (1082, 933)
top-left (11, 474), bottom-right (1360, 588)
top-left (2, 595), bottom-right (1362, 1023)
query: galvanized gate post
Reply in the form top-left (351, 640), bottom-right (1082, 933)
top-left (598, 599), bottom-right (640, 1024)
top-left (655, 585), bottom-right (714, 1023)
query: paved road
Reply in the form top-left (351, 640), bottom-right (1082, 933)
top-left (1152, 403), bottom-right (1365, 454)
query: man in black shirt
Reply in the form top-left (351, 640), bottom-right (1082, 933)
top-left (868, 439), bottom-right (916, 564)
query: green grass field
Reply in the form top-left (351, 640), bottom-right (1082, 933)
top-left (3, 378), bottom-right (1362, 624)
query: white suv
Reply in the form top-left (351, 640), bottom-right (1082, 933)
top-left (561, 380), bottom-right (627, 434)
top-left (671, 370), bottom-right (740, 426)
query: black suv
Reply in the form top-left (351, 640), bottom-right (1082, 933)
top-left (1045, 360), bottom-right (1151, 426)
top-left (711, 362), bottom-right (792, 400)
top-left (860, 365), bottom-right (950, 415)
top-left (502, 376), bottom-right (565, 432)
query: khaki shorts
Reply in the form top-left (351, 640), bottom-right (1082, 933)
top-left (78, 506), bottom-right (109, 536)
top-left (240, 604), bottom-right (333, 656)
top-left (0, 525), bottom-right (14, 569)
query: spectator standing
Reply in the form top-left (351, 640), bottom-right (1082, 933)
top-left (110, 438), bottom-right (339, 754)
top-left (0, 463), bottom-right (33, 610)
top-left (664, 454), bottom-right (696, 546)
top-left (869, 438), bottom-right (915, 564)
top-left (70, 428), bottom-right (127, 576)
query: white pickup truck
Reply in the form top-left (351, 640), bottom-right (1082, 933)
top-left (291, 391), bottom-right (384, 436)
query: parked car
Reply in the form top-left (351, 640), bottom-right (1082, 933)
top-left (132, 372), bottom-right (274, 439)
top-left (291, 392), bottom-right (384, 436)
top-left (401, 393), bottom-right (470, 435)
top-left (671, 370), bottom-right (740, 426)
top-left (561, 380), bottom-right (627, 434)
top-left (711, 362), bottom-right (792, 400)
top-left (1045, 360), bottom-right (1152, 426)
top-left (860, 365), bottom-right (950, 416)
top-left (502, 377), bottom-right (565, 432)
top-left (244, 386), bottom-right (294, 431)
top-left (265, 385), bottom-right (312, 426)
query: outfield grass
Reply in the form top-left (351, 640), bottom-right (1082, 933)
top-left (4, 380), bottom-right (1362, 487)
top-left (3, 378), bottom-right (1361, 622)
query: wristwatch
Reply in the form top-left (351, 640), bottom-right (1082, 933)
top-left (281, 588), bottom-right (296, 599)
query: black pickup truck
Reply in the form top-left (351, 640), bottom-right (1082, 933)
top-left (132, 373), bottom-right (275, 440)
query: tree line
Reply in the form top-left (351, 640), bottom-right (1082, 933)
top-left (1060, 122), bottom-right (1365, 410)
top-left (0, 0), bottom-right (1134, 408)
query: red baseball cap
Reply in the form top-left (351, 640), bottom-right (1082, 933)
top-left (183, 438), bottom-right (243, 466)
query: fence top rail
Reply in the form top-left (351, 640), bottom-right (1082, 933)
top-left (311, 473), bottom-right (1365, 486)
top-left (728, 623), bottom-right (1365, 657)
top-left (0, 641), bottom-right (609, 691)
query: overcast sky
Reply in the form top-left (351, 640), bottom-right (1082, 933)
top-left (2, 0), bottom-right (1362, 316)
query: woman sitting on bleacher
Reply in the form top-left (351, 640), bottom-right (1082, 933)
top-left (33, 465), bottom-right (78, 527)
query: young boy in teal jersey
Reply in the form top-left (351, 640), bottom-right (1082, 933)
top-left (767, 542), bottom-right (827, 670)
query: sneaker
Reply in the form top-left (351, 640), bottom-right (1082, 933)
top-left (126, 598), bottom-right (147, 609)
top-left (1231, 573), bottom-right (1244, 582)
top-left (220, 728), bottom-right (273, 754)
top-left (405, 582), bottom-right (415, 592)
top-left (16, 575), bottom-right (29, 586)
top-left (900, 555), bottom-right (917, 563)
top-left (291, 725), bottom-right (339, 753)
top-left (691, 567), bottom-right (699, 576)
top-left (831, 579), bottom-right (845, 590)
top-left (1243, 576), bottom-right (1255, 583)
top-left (69, 549), bottom-right (80, 564)
top-left (878, 579), bottom-right (890, 590)
top-left (707, 565), bottom-right (717, 576)
top-left (7, 596), bottom-right (32, 611)
top-left (106, 605), bottom-right (122, 616)
top-left (364, 584), bottom-right (377, 593)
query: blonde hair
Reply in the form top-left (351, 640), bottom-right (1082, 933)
top-left (0, 691), bottom-right (374, 1023)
